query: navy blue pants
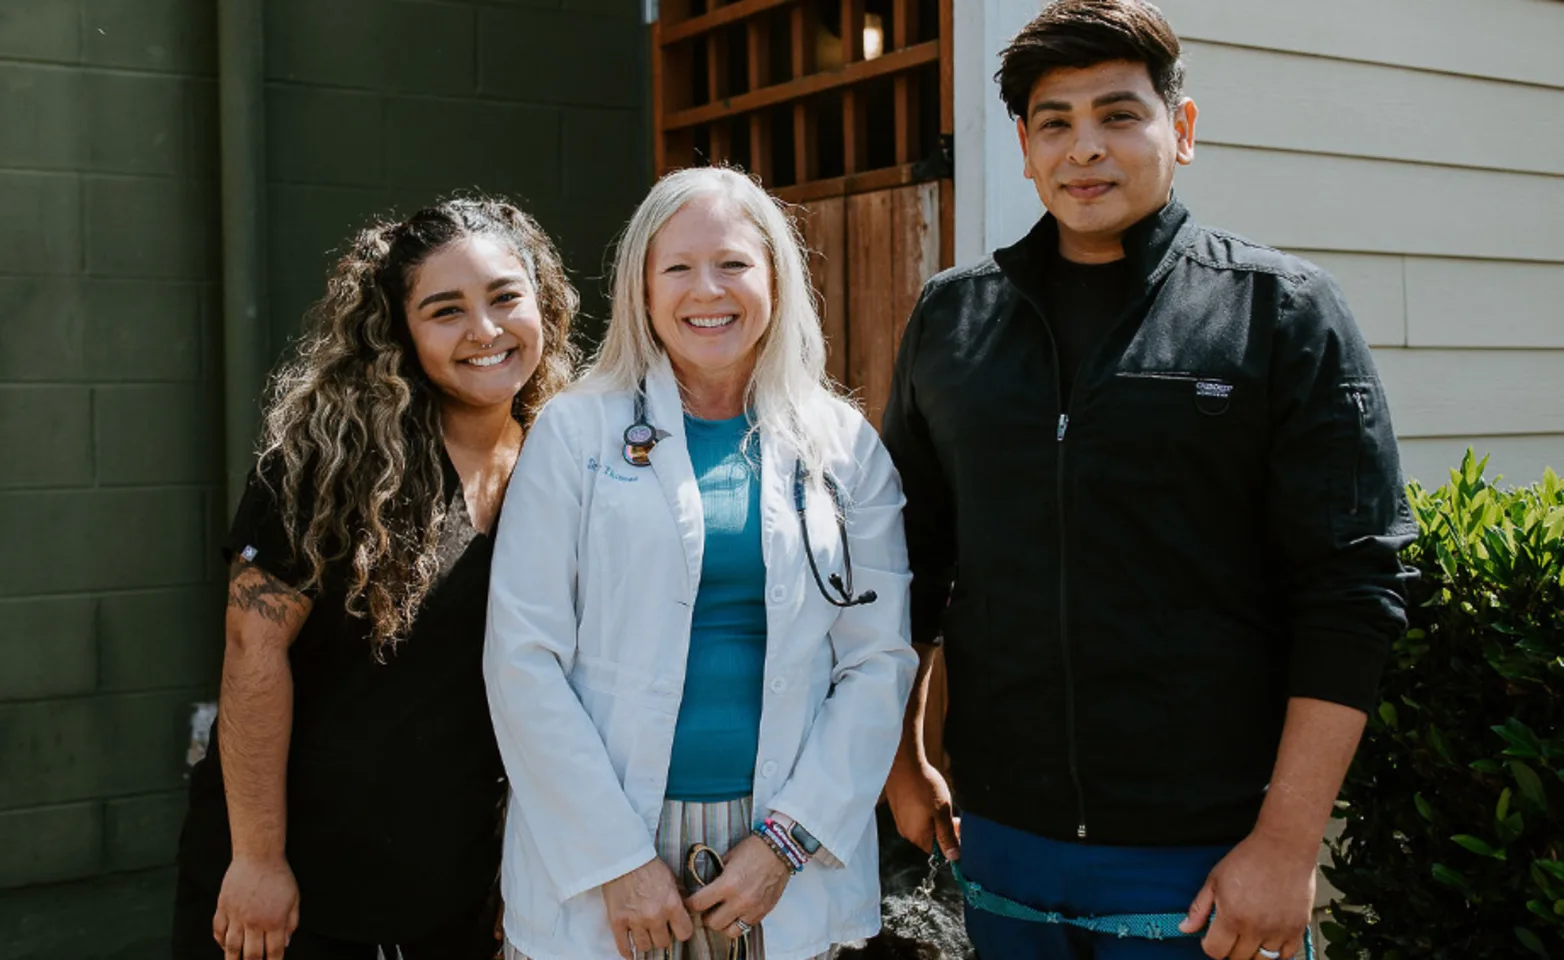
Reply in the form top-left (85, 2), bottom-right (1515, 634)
top-left (960, 813), bottom-right (1229, 960)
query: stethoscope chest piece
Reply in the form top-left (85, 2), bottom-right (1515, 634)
top-left (623, 442), bottom-right (653, 467)
top-left (623, 383), bottom-right (670, 467)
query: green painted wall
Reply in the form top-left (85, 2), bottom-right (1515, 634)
top-left (0, 2), bottom-right (649, 957)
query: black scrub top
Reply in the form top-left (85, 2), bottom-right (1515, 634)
top-left (177, 450), bottom-right (507, 944)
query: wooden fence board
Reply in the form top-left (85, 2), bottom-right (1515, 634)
top-left (799, 196), bottom-right (848, 386)
top-left (847, 189), bottom-right (897, 424)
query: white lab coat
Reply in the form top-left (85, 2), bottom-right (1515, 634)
top-left (484, 356), bottom-right (917, 960)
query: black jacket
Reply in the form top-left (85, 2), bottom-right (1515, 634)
top-left (881, 198), bottom-right (1416, 846)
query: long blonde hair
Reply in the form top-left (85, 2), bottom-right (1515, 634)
top-left (586, 166), bottom-right (845, 481)
top-left (260, 197), bottom-right (579, 655)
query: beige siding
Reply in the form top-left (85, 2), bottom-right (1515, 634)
top-left (1159, 0), bottom-right (1564, 88)
top-left (1179, 147), bottom-right (1564, 261)
top-left (1167, 1), bottom-right (1564, 485)
top-left (1187, 41), bottom-right (1564, 176)
top-left (1401, 435), bottom-right (1564, 490)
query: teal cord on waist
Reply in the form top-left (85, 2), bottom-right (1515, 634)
top-left (932, 844), bottom-right (1316, 960)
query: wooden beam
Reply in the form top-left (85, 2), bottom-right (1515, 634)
top-left (892, 0), bottom-right (913, 48)
top-left (747, 16), bottom-right (773, 181)
top-left (661, 0), bottom-right (793, 46)
top-left (660, 0), bottom-right (696, 27)
top-left (652, 18), bottom-right (667, 174)
top-left (665, 40), bottom-right (938, 130)
top-left (791, 0), bottom-right (818, 185)
top-left (707, 26), bottom-right (732, 162)
top-left (770, 162), bottom-right (924, 204)
top-left (938, 0), bottom-right (953, 132)
top-left (892, 0), bottom-right (918, 164)
top-left (841, 0), bottom-right (866, 174)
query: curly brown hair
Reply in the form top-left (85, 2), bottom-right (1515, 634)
top-left (258, 196), bottom-right (579, 655)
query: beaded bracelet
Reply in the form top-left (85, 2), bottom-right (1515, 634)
top-left (752, 820), bottom-right (806, 873)
top-left (762, 817), bottom-right (810, 865)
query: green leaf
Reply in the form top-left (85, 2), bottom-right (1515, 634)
top-left (1415, 792), bottom-right (1435, 822)
top-left (1433, 862), bottom-right (1479, 900)
top-left (1494, 719), bottom-right (1545, 760)
top-left (1452, 834), bottom-right (1503, 858)
top-left (1318, 920), bottom-right (1348, 943)
top-left (1499, 812), bottom-right (1525, 846)
top-left (1536, 860), bottom-right (1564, 882)
top-left (1512, 761), bottom-right (1550, 813)
top-left (1515, 927), bottom-right (1549, 957)
top-left (1378, 701), bottom-right (1399, 729)
top-left (1498, 787), bottom-right (1513, 822)
top-left (1462, 449), bottom-right (1483, 485)
top-left (1472, 758), bottom-right (1503, 775)
top-left (1528, 900), bottom-right (1554, 922)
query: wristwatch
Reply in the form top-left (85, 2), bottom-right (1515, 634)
top-left (788, 821), bottom-right (821, 857)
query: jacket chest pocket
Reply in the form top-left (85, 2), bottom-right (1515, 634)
top-left (1088, 371), bottom-right (1266, 481)
top-left (1103, 371), bottom-right (1259, 430)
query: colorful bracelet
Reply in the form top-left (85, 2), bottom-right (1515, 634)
top-left (763, 817), bottom-right (810, 865)
top-left (752, 820), bottom-right (806, 873)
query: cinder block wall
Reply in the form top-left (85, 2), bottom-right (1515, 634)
top-left (264, 0), bottom-right (650, 352)
top-left (0, 1), bottom-right (226, 956)
top-left (0, 2), bottom-right (648, 957)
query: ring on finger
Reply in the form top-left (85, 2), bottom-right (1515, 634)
top-left (735, 919), bottom-right (752, 935)
top-left (1257, 948), bottom-right (1282, 959)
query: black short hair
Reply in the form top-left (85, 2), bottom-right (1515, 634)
top-left (996, 0), bottom-right (1186, 119)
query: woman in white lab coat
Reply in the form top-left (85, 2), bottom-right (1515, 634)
top-left (484, 166), bottom-right (916, 960)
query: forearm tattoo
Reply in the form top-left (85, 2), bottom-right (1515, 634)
top-left (228, 560), bottom-right (303, 625)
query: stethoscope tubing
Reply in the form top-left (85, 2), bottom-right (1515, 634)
top-left (623, 383), bottom-right (876, 609)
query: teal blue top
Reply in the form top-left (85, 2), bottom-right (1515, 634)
top-left (665, 413), bottom-right (769, 802)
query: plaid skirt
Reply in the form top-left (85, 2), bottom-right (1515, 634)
top-left (505, 796), bottom-right (834, 960)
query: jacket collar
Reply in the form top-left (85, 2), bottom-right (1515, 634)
top-left (992, 193), bottom-right (1192, 291)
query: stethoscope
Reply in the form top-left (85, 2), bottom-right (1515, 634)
top-left (624, 384), bottom-right (877, 609)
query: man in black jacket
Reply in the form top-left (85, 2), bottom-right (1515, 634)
top-left (880, 3), bottom-right (1415, 959)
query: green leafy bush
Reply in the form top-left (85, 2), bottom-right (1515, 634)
top-left (1324, 452), bottom-right (1564, 959)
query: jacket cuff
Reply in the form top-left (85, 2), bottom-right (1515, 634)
top-left (1286, 626), bottom-right (1391, 714)
top-left (553, 843), bottom-right (660, 904)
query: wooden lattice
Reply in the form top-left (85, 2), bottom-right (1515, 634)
top-left (652, 0), bottom-right (953, 203)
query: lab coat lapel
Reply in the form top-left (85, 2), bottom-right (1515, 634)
top-left (644, 356), bottom-right (704, 598)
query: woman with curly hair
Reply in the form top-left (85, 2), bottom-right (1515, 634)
top-left (173, 196), bottom-right (578, 960)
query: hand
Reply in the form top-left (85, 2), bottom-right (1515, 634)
top-left (684, 835), bottom-right (792, 939)
top-left (601, 857), bottom-right (694, 959)
top-left (1178, 827), bottom-right (1317, 959)
top-left (884, 757), bottom-right (961, 860)
top-left (212, 855), bottom-right (300, 960)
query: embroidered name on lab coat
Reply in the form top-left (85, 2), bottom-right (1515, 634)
top-left (586, 457), bottom-right (640, 482)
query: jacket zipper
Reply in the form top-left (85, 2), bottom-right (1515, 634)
top-left (1030, 303), bottom-right (1094, 843)
top-left (1023, 260), bottom-right (1162, 844)
top-left (1350, 390), bottom-right (1367, 517)
top-left (1056, 407), bottom-right (1087, 839)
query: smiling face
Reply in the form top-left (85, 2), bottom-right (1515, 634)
top-left (1017, 59), bottom-right (1197, 263)
top-left (645, 192), bottom-right (774, 389)
top-left (403, 235), bottom-right (544, 413)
